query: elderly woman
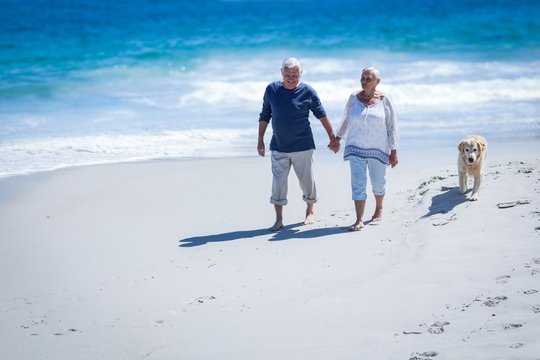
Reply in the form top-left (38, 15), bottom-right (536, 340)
top-left (335, 67), bottom-right (399, 231)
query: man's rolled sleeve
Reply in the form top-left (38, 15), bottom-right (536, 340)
top-left (259, 86), bottom-right (272, 122)
top-left (309, 90), bottom-right (327, 119)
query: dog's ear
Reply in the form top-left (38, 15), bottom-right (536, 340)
top-left (478, 140), bottom-right (486, 152)
top-left (457, 140), bottom-right (464, 151)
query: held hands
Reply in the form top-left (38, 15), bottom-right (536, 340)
top-left (259, 137), bottom-right (341, 156)
top-left (328, 136), bottom-right (340, 153)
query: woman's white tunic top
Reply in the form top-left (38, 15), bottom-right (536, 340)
top-left (336, 92), bottom-right (399, 165)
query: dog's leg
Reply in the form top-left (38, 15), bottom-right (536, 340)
top-left (470, 173), bottom-right (482, 201)
top-left (459, 170), bottom-right (467, 194)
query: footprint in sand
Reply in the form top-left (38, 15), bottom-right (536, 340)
top-left (411, 175), bottom-right (448, 203)
top-left (431, 213), bottom-right (457, 226)
top-left (409, 351), bottom-right (438, 360)
top-left (428, 321), bottom-right (450, 334)
top-left (53, 329), bottom-right (80, 336)
top-left (532, 305), bottom-right (540, 313)
top-left (496, 275), bottom-right (511, 284)
top-left (483, 296), bottom-right (508, 307)
top-left (496, 200), bottom-right (531, 209)
top-left (517, 167), bottom-right (534, 174)
top-left (523, 289), bottom-right (538, 295)
top-left (191, 295), bottom-right (216, 305)
top-left (502, 323), bottom-right (523, 331)
top-left (510, 343), bottom-right (525, 349)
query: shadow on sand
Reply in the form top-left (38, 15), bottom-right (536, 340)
top-left (268, 224), bottom-right (346, 242)
top-left (179, 222), bottom-right (347, 247)
top-left (423, 186), bottom-right (469, 218)
top-left (179, 188), bottom-right (471, 247)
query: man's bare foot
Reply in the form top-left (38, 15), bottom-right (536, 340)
top-left (304, 203), bottom-right (315, 225)
top-left (304, 212), bottom-right (315, 225)
top-left (269, 221), bottom-right (284, 232)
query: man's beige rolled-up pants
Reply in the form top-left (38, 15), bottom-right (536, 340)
top-left (270, 149), bottom-right (318, 206)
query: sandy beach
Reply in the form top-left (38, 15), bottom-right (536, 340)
top-left (1, 139), bottom-right (539, 359)
top-left (2, 0), bottom-right (539, 358)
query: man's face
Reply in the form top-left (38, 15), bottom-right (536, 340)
top-left (281, 66), bottom-right (301, 89)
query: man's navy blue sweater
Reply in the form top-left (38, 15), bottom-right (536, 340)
top-left (259, 81), bottom-right (327, 153)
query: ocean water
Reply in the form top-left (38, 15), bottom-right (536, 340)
top-left (1, 0), bottom-right (539, 177)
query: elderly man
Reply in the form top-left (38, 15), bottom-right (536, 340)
top-left (257, 57), bottom-right (339, 231)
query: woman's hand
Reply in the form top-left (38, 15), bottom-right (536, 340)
top-left (389, 150), bottom-right (398, 168)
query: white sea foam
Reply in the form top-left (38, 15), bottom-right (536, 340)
top-left (1, 55), bottom-right (539, 178)
top-left (145, 57), bottom-right (540, 112)
top-left (0, 129), bottom-right (254, 178)
top-left (61, 56), bottom-right (540, 111)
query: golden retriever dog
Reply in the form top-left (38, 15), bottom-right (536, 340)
top-left (457, 135), bottom-right (488, 201)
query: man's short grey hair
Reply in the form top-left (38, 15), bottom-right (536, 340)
top-left (363, 66), bottom-right (381, 80)
top-left (281, 57), bottom-right (302, 72)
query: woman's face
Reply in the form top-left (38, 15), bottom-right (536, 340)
top-left (361, 71), bottom-right (379, 91)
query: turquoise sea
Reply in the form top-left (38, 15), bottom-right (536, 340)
top-left (1, 0), bottom-right (539, 177)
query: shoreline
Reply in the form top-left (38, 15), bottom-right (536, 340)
top-left (1, 135), bottom-right (538, 181)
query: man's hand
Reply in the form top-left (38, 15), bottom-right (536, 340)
top-left (257, 140), bottom-right (265, 157)
top-left (257, 121), bottom-right (268, 157)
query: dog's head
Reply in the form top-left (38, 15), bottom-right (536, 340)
top-left (458, 136), bottom-right (487, 166)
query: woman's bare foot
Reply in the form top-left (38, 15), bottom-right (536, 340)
top-left (371, 209), bottom-right (382, 223)
top-left (348, 221), bottom-right (364, 231)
